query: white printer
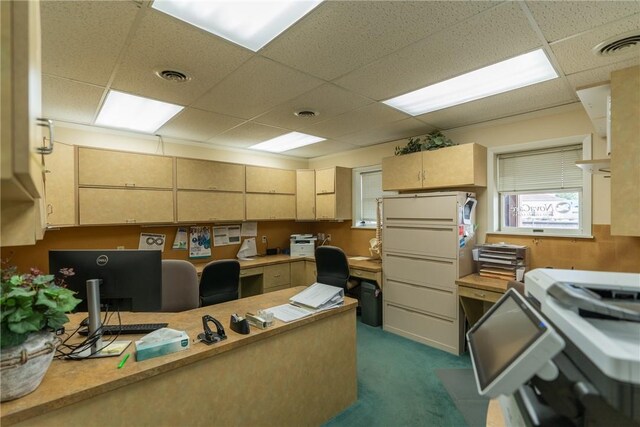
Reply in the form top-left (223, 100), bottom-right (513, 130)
top-left (290, 234), bottom-right (317, 257)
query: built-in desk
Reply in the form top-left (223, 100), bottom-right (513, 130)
top-left (193, 255), bottom-right (383, 296)
top-left (456, 274), bottom-right (509, 326)
top-left (0, 288), bottom-right (358, 427)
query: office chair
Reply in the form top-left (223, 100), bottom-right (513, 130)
top-left (160, 260), bottom-right (200, 312)
top-left (199, 259), bottom-right (240, 307)
top-left (315, 246), bottom-right (351, 290)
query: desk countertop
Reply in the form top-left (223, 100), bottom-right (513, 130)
top-left (0, 288), bottom-right (357, 426)
top-left (193, 254), bottom-right (382, 274)
top-left (455, 273), bottom-right (509, 294)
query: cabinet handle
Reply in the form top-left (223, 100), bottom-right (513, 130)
top-left (124, 183), bottom-right (137, 187)
top-left (36, 118), bottom-right (54, 154)
top-left (422, 170), bottom-right (425, 180)
top-left (474, 292), bottom-right (486, 298)
top-left (417, 171), bottom-right (421, 181)
top-left (125, 219), bottom-right (137, 223)
top-left (47, 204), bottom-right (54, 215)
top-left (208, 186), bottom-right (218, 190)
top-left (273, 274), bottom-right (281, 278)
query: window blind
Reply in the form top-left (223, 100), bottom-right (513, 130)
top-left (497, 145), bottom-right (583, 192)
top-left (361, 171), bottom-right (383, 222)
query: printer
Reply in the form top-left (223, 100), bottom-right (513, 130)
top-left (290, 234), bottom-right (317, 257)
top-left (513, 269), bottom-right (640, 427)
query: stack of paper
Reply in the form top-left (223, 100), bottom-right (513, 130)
top-left (289, 282), bottom-right (344, 311)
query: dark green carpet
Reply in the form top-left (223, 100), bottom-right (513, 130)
top-left (324, 321), bottom-right (473, 427)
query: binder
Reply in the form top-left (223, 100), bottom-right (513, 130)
top-left (289, 282), bottom-right (344, 310)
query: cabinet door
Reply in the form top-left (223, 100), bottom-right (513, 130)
top-left (246, 166), bottom-right (295, 194)
top-left (381, 152), bottom-right (422, 191)
top-left (263, 264), bottom-right (290, 290)
top-left (44, 142), bottom-right (76, 226)
top-left (176, 158), bottom-right (244, 192)
top-left (315, 194), bottom-right (336, 219)
top-left (245, 194), bottom-right (295, 220)
top-left (290, 261), bottom-right (306, 287)
top-left (79, 188), bottom-right (174, 224)
top-left (177, 191), bottom-right (244, 222)
top-left (422, 143), bottom-right (486, 189)
top-left (315, 168), bottom-right (335, 194)
top-left (78, 148), bottom-right (173, 189)
top-left (296, 169), bottom-right (315, 220)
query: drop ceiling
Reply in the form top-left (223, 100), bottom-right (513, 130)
top-left (41, 1), bottom-right (640, 159)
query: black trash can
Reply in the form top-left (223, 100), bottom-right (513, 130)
top-left (360, 281), bottom-right (382, 327)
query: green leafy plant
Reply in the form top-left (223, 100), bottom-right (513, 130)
top-left (1, 263), bottom-right (81, 349)
top-left (395, 130), bottom-right (457, 155)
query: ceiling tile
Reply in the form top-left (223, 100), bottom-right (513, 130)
top-left (418, 78), bottom-right (576, 129)
top-left (550, 14), bottom-right (640, 75)
top-left (111, 9), bottom-right (252, 106)
top-left (305, 103), bottom-right (409, 139)
top-left (338, 118), bottom-right (434, 147)
top-left (41, 1), bottom-right (138, 85)
top-left (334, 2), bottom-right (542, 101)
top-left (261, 1), bottom-right (499, 81)
top-left (252, 84), bottom-right (373, 130)
top-left (193, 57), bottom-right (324, 119)
top-left (284, 140), bottom-right (359, 159)
top-left (208, 122), bottom-right (289, 148)
top-left (42, 75), bottom-right (104, 124)
top-left (566, 58), bottom-right (640, 90)
top-left (157, 108), bottom-right (245, 142)
top-left (526, 1), bottom-right (640, 43)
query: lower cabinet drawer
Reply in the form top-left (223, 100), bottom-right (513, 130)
top-left (263, 264), bottom-right (290, 289)
top-left (383, 302), bottom-right (461, 354)
top-left (239, 267), bottom-right (263, 278)
top-left (384, 279), bottom-right (457, 319)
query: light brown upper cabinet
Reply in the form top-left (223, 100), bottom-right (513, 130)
top-left (245, 193), bottom-right (295, 220)
top-left (245, 166), bottom-right (295, 194)
top-left (296, 169), bottom-right (316, 220)
top-left (315, 167), bottom-right (352, 220)
top-left (79, 188), bottom-right (173, 225)
top-left (78, 147), bottom-right (173, 189)
top-left (382, 143), bottom-right (487, 191)
top-left (176, 158), bottom-right (244, 191)
top-left (1, 0), bottom-right (50, 247)
top-left (177, 191), bottom-right (244, 222)
top-left (44, 142), bottom-right (76, 226)
top-left (610, 66), bottom-right (640, 236)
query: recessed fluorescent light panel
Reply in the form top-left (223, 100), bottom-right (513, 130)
top-left (152, 0), bottom-right (324, 52)
top-left (250, 132), bottom-right (325, 153)
top-left (383, 49), bottom-right (558, 116)
top-left (95, 90), bottom-right (183, 133)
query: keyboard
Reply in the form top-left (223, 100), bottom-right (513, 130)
top-left (79, 323), bottom-right (168, 336)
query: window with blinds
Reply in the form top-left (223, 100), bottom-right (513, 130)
top-left (352, 166), bottom-right (394, 228)
top-left (497, 144), bottom-right (584, 234)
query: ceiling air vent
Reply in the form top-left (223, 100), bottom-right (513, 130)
top-left (155, 69), bottom-right (191, 83)
top-left (593, 31), bottom-right (640, 56)
top-left (294, 110), bottom-right (318, 118)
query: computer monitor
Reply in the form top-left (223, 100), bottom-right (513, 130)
top-left (49, 249), bottom-right (162, 312)
top-left (466, 288), bottom-right (565, 398)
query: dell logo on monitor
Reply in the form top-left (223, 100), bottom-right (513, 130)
top-left (96, 255), bottom-right (109, 266)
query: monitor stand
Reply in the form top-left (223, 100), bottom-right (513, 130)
top-left (69, 279), bottom-right (131, 359)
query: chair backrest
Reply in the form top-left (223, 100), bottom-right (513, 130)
top-left (199, 259), bottom-right (240, 307)
top-left (161, 260), bottom-right (200, 312)
top-left (315, 246), bottom-right (350, 290)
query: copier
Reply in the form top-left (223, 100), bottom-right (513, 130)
top-left (290, 234), bottom-right (317, 257)
top-left (514, 269), bottom-right (640, 426)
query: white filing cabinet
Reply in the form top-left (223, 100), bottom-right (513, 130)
top-left (382, 192), bottom-right (476, 355)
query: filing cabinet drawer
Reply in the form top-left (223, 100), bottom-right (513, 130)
top-left (383, 302), bottom-right (460, 353)
top-left (383, 253), bottom-right (456, 291)
top-left (384, 195), bottom-right (457, 224)
top-left (384, 279), bottom-right (457, 319)
top-left (384, 225), bottom-right (457, 259)
top-left (263, 264), bottom-right (290, 290)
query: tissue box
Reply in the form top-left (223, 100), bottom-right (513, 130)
top-left (135, 329), bottom-right (190, 362)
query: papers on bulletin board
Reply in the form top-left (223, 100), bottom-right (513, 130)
top-left (173, 228), bottom-right (188, 250)
top-left (139, 233), bottom-right (166, 252)
top-left (241, 222), bottom-right (257, 237)
top-left (189, 226), bottom-right (211, 259)
top-left (213, 225), bottom-right (241, 246)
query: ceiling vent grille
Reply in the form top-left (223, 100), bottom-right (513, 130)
top-left (155, 69), bottom-right (191, 83)
top-left (593, 31), bottom-right (640, 56)
top-left (294, 110), bottom-right (318, 118)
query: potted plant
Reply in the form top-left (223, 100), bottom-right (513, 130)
top-left (395, 130), bottom-right (456, 155)
top-left (0, 263), bottom-right (81, 401)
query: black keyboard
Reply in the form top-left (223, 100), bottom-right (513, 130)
top-left (79, 323), bottom-right (168, 336)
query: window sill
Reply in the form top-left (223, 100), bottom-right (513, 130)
top-left (487, 231), bottom-right (594, 240)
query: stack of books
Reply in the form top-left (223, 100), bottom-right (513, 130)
top-left (475, 244), bottom-right (529, 281)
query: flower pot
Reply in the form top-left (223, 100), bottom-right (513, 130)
top-left (0, 331), bottom-right (61, 402)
